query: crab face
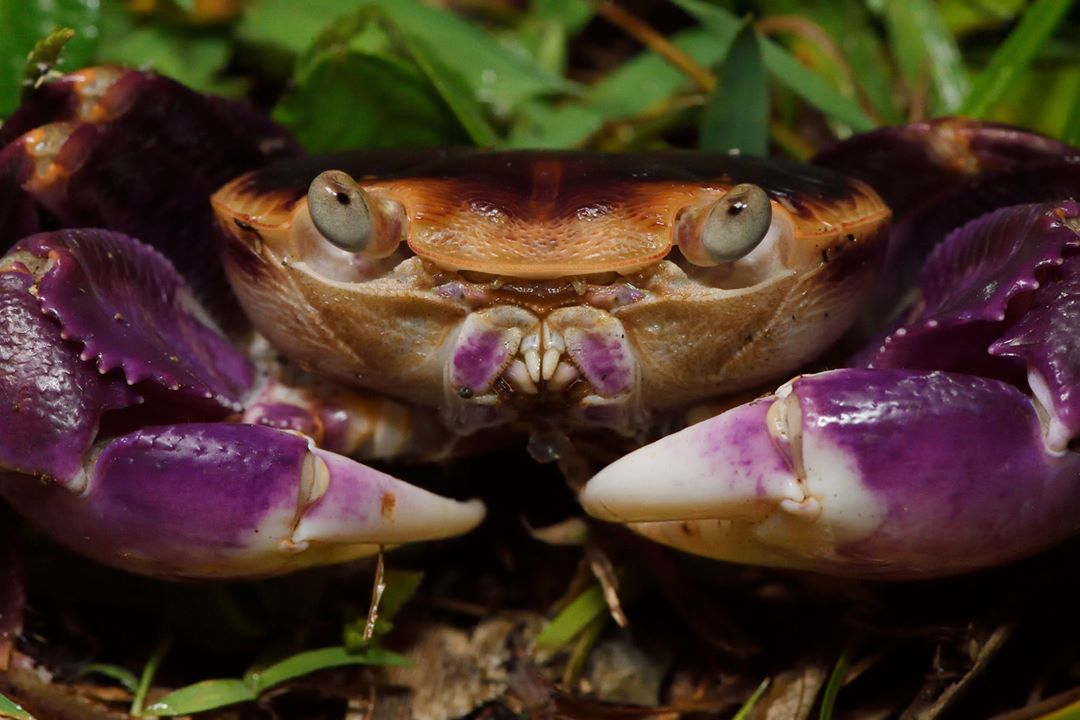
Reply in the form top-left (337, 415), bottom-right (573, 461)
top-left (212, 151), bottom-right (888, 435)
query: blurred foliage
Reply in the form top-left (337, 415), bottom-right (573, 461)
top-left (2, 0), bottom-right (1080, 155)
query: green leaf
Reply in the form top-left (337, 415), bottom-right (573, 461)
top-left (78, 663), bottom-right (140, 693)
top-left (0, 0), bottom-right (101, 116)
top-left (239, 0), bottom-right (572, 113)
top-left (700, 23), bottom-right (768, 154)
top-left (273, 45), bottom-right (471, 151)
top-left (534, 0), bottom-right (592, 33)
top-left (672, 0), bottom-right (875, 132)
top-left (939, 0), bottom-right (1026, 36)
top-left (378, 570), bottom-right (424, 622)
top-left (508, 29), bottom-right (732, 148)
top-left (397, 30), bottom-right (499, 146)
top-left (94, 3), bottom-right (240, 97)
top-left (1062, 77), bottom-right (1080, 147)
top-left (759, 0), bottom-right (902, 125)
top-left (819, 646), bottom-right (854, 720)
top-left (589, 27), bottom-right (736, 118)
top-left (535, 584), bottom-right (608, 653)
top-left (0, 692), bottom-right (34, 720)
top-left (884, 0), bottom-right (970, 114)
top-left (507, 100), bottom-right (604, 149)
top-left (760, 41), bottom-right (875, 132)
top-left (249, 646), bottom-right (411, 694)
top-left (142, 679), bottom-right (256, 716)
top-left (960, 0), bottom-right (1076, 118)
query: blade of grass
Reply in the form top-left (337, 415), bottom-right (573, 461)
top-left (398, 29), bottom-right (500, 146)
top-left (672, 0), bottom-right (875, 132)
top-left (884, 0), bottom-right (970, 114)
top-left (78, 663), bottom-right (140, 693)
top-left (142, 679), bottom-right (256, 717)
top-left (145, 645), bottom-right (410, 716)
top-left (250, 646), bottom-right (411, 694)
top-left (130, 632), bottom-right (172, 717)
top-left (700, 22), bottom-right (768, 154)
top-left (0, 692), bottom-right (33, 720)
top-left (1062, 77), bottom-right (1080, 147)
top-left (562, 614), bottom-right (608, 686)
top-left (819, 646), bottom-right (854, 720)
top-left (960, 0), bottom-right (1076, 118)
top-left (591, 0), bottom-right (714, 92)
top-left (732, 677), bottom-right (770, 720)
top-left (508, 28), bottom-right (730, 148)
top-left (1037, 697), bottom-right (1080, 720)
top-left (771, 1), bottom-right (902, 124)
top-left (534, 583), bottom-right (607, 654)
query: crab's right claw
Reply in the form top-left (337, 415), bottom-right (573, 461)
top-left (581, 369), bottom-right (1080, 579)
top-left (1, 424), bottom-right (485, 579)
top-left (0, 228), bottom-right (482, 580)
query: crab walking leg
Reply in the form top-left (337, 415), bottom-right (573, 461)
top-left (0, 424), bottom-right (484, 580)
top-left (581, 369), bottom-right (1080, 578)
top-left (241, 374), bottom-right (454, 461)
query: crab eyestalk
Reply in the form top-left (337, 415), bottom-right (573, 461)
top-left (307, 170), bottom-right (404, 258)
top-left (675, 183), bottom-right (773, 266)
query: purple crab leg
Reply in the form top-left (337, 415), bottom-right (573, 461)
top-left (581, 369), bottom-right (1080, 578)
top-left (0, 423), bottom-right (484, 579)
top-left (0, 67), bottom-right (299, 325)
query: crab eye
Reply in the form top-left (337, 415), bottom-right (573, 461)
top-left (308, 170), bottom-right (374, 252)
top-left (677, 183), bottom-right (773, 266)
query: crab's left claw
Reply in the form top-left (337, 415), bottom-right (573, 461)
top-left (581, 369), bottom-right (1080, 578)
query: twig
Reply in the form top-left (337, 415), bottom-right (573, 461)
top-left (590, 0), bottom-right (716, 93)
top-left (363, 549), bottom-right (387, 642)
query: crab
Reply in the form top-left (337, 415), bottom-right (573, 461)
top-left (0, 67), bottom-right (1078, 583)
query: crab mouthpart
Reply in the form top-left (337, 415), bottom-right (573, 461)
top-left (444, 305), bottom-right (642, 433)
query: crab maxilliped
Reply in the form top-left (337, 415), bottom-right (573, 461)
top-left (0, 67), bottom-right (1078, 582)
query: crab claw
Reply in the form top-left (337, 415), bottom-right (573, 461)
top-left (0, 424), bottom-right (484, 579)
top-left (581, 369), bottom-right (1080, 578)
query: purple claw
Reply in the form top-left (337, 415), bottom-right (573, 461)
top-left (17, 229), bottom-right (255, 412)
top-left (813, 118), bottom-right (1078, 216)
top-left (0, 68), bottom-right (299, 323)
top-left (862, 202), bottom-right (1080, 371)
top-left (0, 266), bottom-right (139, 488)
top-left (0, 423), bottom-right (485, 579)
top-left (582, 369), bottom-right (1080, 578)
top-left (993, 253), bottom-right (1080, 449)
top-left (815, 120), bottom-right (1080, 310)
top-left (860, 203), bottom-right (1080, 450)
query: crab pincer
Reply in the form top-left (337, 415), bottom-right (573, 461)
top-left (582, 201), bottom-right (1080, 578)
top-left (0, 228), bottom-right (483, 579)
